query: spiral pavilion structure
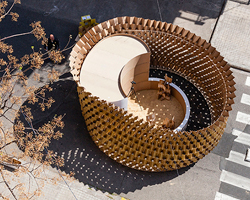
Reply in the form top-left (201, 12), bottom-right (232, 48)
top-left (69, 16), bottom-right (236, 172)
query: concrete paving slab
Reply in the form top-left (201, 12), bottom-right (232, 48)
top-left (121, 153), bottom-right (221, 200)
top-left (230, 0), bottom-right (249, 4)
top-left (211, 1), bottom-right (250, 71)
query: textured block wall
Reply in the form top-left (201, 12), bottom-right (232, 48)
top-left (70, 16), bottom-right (236, 171)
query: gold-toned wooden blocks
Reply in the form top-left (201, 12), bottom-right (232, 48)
top-left (70, 16), bottom-right (235, 172)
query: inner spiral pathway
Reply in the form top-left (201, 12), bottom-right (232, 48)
top-left (149, 69), bottom-right (212, 131)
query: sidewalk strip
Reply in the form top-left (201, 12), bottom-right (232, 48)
top-left (241, 93), bottom-right (250, 106)
top-left (226, 151), bottom-right (250, 168)
top-left (245, 77), bottom-right (250, 87)
top-left (215, 192), bottom-right (240, 200)
top-left (220, 170), bottom-right (250, 191)
top-left (236, 111), bottom-right (250, 125)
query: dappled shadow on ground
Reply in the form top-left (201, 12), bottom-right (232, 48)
top-left (16, 79), bottom-right (193, 194)
top-left (0, 4), bottom-right (76, 78)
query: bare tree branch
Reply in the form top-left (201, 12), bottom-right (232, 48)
top-left (0, 0), bottom-right (15, 20)
top-left (0, 31), bottom-right (33, 41)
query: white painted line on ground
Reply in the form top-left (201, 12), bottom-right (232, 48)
top-left (241, 93), bottom-right (250, 106)
top-left (234, 132), bottom-right (250, 147)
top-left (226, 151), bottom-right (250, 168)
top-left (236, 111), bottom-right (250, 125)
top-left (232, 129), bottom-right (250, 146)
top-left (245, 77), bottom-right (250, 87)
top-left (215, 192), bottom-right (240, 200)
top-left (232, 129), bottom-right (243, 137)
top-left (220, 170), bottom-right (250, 191)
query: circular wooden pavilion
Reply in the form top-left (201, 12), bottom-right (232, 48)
top-left (69, 16), bottom-right (236, 172)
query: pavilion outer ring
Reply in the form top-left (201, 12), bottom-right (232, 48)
top-left (69, 16), bottom-right (236, 172)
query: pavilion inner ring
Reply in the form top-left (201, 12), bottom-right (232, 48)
top-left (79, 34), bottom-right (190, 131)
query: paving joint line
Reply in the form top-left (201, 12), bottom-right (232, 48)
top-left (209, 0), bottom-right (227, 43)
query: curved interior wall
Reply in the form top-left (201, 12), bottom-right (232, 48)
top-left (120, 53), bottom-right (150, 97)
top-left (147, 78), bottom-right (190, 132)
top-left (69, 16), bottom-right (236, 172)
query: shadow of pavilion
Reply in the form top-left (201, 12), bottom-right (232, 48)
top-left (17, 79), bottom-right (193, 194)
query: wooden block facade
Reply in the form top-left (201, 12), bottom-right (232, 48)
top-left (70, 16), bottom-right (236, 172)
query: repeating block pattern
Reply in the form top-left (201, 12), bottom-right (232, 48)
top-left (70, 16), bottom-right (236, 171)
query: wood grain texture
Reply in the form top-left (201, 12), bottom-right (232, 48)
top-left (70, 16), bottom-right (235, 172)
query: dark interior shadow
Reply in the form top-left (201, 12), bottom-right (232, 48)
top-left (148, 69), bottom-right (211, 131)
top-left (16, 79), bottom-right (194, 194)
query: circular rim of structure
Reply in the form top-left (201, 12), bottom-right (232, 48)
top-left (148, 77), bottom-right (190, 132)
top-left (70, 16), bottom-right (236, 172)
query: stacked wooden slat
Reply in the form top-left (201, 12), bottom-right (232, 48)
top-left (70, 16), bottom-right (235, 172)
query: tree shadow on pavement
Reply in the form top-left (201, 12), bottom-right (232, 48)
top-left (0, 4), bottom-right (76, 78)
top-left (17, 79), bottom-right (194, 194)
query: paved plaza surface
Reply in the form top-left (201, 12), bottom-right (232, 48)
top-left (1, 0), bottom-right (250, 199)
top-left (211, 0), bottom-right (250, 71)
